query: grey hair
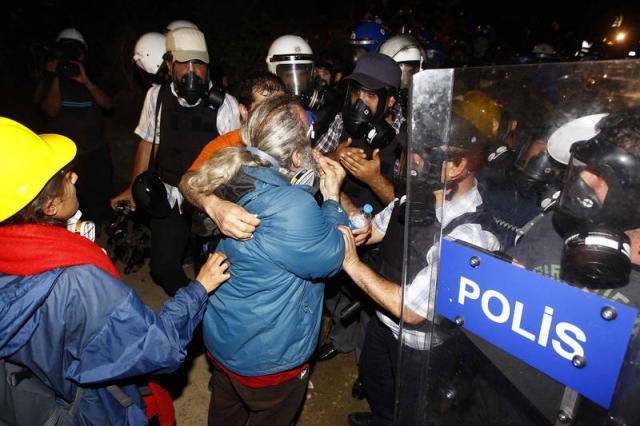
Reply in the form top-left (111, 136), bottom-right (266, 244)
top-left (241, 95), bottom-right (308, 170)
top-left (185, 95), bottom-right (309, 196)
top-left (184, 146), bottom-right (260, 196)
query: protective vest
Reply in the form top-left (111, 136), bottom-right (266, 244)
top-left (157, 85), bottom-right (219, 187)
top-left (378, 199), bottom-right (497, 285)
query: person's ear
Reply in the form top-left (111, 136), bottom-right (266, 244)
top-left (387, 95), bottom-right (397, 110)
top-left (42, 198), bottom-right (60, 217)
top-left (239, 104), bottom-right (249, 123)
top-left (292, 150), bottom-right (303, 169)
top-left (445, 157), bottom-right (468, 181)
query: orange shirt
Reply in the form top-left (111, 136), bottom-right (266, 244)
top-left (189, 129), bottom-right (243, 171)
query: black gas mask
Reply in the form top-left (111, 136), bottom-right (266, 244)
top-left (343, 99), bottom-right (396, 150)
top-left (399, 147), bottom-right (443, 226)
top-left (173, 61), bottom-right (209, 105)
top-left (559, 223), bottom-right (631, 289)
top-left (483, 142), bottom-right (516, 187)
top-left (513, 146), bottom-right (563, 199)
top-left (298, 86), bottom-right (327, 111)
top-left (555, 136), bottom-right (640, 288)
top-left (343, 83), bottom-right (396, 151)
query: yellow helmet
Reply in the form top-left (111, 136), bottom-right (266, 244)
top-left (0, 117), bottom-right (76, 222)
top-left (452, 90), bottom-right (502, 139)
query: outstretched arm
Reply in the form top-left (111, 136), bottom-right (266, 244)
top-left (339, 226), bottom-right (424, 324)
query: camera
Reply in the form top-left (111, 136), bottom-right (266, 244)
top-left (106, 201), bottom-right (150, 274)
top-left (39, 39), bottom-right (85, 79)
top-left (56, 60), bottom-right (81, 78)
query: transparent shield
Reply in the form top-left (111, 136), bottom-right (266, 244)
top-left (397, 60), bottom-right (640, 425)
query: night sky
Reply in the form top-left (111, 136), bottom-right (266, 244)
top-left (1, 0), bottom-right (639, 118)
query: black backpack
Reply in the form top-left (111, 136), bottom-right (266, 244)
top-left (0, 359), bottom-right (146, 426)
top-left (0, 359), bottom-right (83, 426)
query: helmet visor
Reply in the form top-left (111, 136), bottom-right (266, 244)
top-left (399, 62), bottom-right (420, 89)
top-left (276, 63), bottom-right (314, 96)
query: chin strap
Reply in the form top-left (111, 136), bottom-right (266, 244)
top-left (444, 170), bottom-right (472, 200)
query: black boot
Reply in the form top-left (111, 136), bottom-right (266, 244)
top-left (317, 342), bottom-right (341, 361)
top-left (347, 412), bottom-right (377, 426)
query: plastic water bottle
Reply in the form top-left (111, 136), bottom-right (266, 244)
top-left (349, 203), bottom-right (373, 230)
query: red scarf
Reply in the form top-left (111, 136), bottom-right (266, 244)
top-left (0, 224), bottom-right (120, 279)
top-left (0, 224), bottom-right (176, 423)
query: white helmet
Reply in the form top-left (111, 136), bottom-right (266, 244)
top-left (266, 35), bottom-right (315, 97)
top-left (379, 35), bottom-right (424, 89)
top-left (133, 32), bottom-right (166, 74)
top-left (379, 35), bottom-right (424, 66)
top-left (56, 28), bottom-right (86, 47)
top-left (164, 19), bottom-right (198, 33)
top-left (266, 35), bottom-right (314, 75)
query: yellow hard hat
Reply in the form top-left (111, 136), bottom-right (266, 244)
top-left (452, 90), bottom-right (502, 139)
top-left (0, 117), bottom-right (76, 222)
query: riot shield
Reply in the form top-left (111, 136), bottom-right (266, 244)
top-left (395, 60), bottom-right (640, 425)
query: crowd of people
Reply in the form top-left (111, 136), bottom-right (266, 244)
top-left (1, 8), bottom-right (640, 426)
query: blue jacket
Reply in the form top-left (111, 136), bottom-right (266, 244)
top-left (203, 167), bottom-right (347, 375)
top-left (0, 264), bottom-right (209, 425)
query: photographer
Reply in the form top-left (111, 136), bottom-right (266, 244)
top-left (36, 28), bottom-right (114, 230)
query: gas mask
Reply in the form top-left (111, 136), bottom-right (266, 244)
top-left (298, 87), bottom-right (327, 111)
top-left (275, 63), bottom-right (317, 107)
top-left (560, 223), bottom-right (631, 289)
top-left (246, 146), bottom-right (319, 195)
top-left (343, 99), bottom-right (373, 139)
top-left (483, 142), bottom-right (516, 187)
top-left (514, 151), bottom-right (561, 198)
top-left (400, 148), bottom-right (443, 226)
top-left (174, 61), bottom-right (209, 105)
top-left (555, 137), bottom-right (640, 288)
top-left (343, 99), bottom-right (395, 150)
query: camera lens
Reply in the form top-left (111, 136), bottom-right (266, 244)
top-left (57, 60), bottom-right (80, 78)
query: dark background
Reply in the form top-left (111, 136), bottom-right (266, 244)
top-left (1, 0), bottom-right (639, 188)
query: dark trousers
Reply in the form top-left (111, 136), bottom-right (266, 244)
top-left (150, 205), bottom-right (191, 295)
top-left (325, 246), bottom-right (380, 360)
top-left (359, 316), bottom-right (424, 426)
top-left (325, 275), bottom-right (371, 359)
top-left (207, 364), bottom-right (309, 426)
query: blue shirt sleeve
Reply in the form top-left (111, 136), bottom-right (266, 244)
top-left (59, 266), bottom-right (208, 384)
